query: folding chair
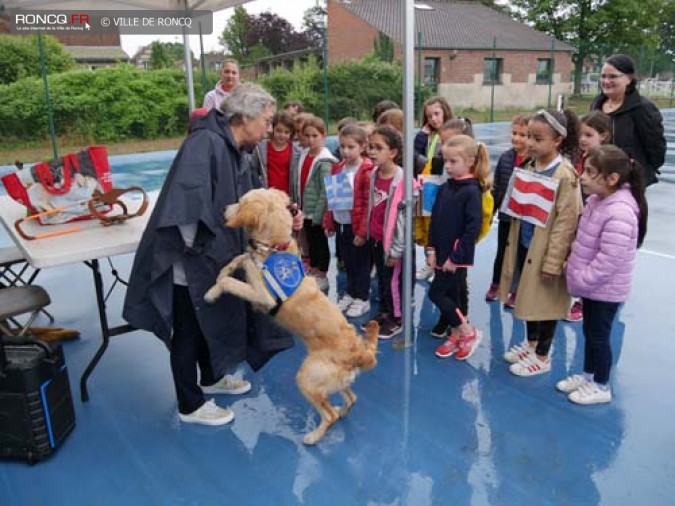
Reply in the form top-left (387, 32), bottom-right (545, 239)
top-left (0, 286), bottom-right (51, 338)
top-left (0, 246), bottom-right (52, 322)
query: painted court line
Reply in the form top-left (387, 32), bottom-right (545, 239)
top-left (640, 248), bottom-right (675, 260)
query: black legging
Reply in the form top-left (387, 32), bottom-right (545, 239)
top-left (304, 219), bottom-right (330, 273)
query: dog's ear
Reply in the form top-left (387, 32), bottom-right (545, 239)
top-left (224, 203), bottom-right (240, 226)
top-left (226, 200), bottom-right (266, 229)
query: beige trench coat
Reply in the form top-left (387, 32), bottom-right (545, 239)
top-left (499, 159), bottom-right (582, 321)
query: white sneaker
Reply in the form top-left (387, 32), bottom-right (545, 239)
top-left (178, 399), bottom-right (234, 426)
top-left (416, 264), bottom-right (434, 281)
top-left (509, 354), bottom-right (551, 377)
top-left (568, 383), bottom-right (612, 405)
top-left (345, 298), bottom-right (370, 318)
top-left (503, 341), bottom-right (533, 364)
top-left (202, 375), bottom-right (252, 395)
top-left (337, 294), bottom-right (354, 312)
top-left (556, 374), bottom-right (587, 393)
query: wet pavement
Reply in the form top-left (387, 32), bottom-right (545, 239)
top-left (1, 111), bottom-right (674, 505)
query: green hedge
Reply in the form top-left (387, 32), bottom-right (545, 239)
top-left (0, 64), bottom-right (215, 143)
top-left (0, 58), bottom-right (425, 143)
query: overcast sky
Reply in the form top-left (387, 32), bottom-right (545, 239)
top-left (120, 0), bottom-right (318, 57)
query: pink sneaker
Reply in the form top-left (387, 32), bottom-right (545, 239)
top-left (435, 335), bottom-right (460, 358)
top-left (504, 292), bottom-right (517, 310)
top-left (455, 328), bottom-right (482, 360)
top-left (566, 300), bottom-right (583, 322)
top-left (485, 283), bottom-right (499, 302)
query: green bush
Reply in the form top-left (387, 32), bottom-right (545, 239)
top-left (258, 57), bottom-right (406, 123)
top-left (0, 34), bottom-right (75, 85)
top-left (0, 57), bottom-right (417, 143)
top-left (0, 64), bottom-right (213, 142)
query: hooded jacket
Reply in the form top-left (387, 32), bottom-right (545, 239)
top-left (123, 109), bottom-right (293, 376)
top-left (590, 89), bottom-right (666, 186)
top-left (566, 186), bottom-right (639, 303)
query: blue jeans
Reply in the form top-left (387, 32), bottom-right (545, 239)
top-left (582, 298), bottom-right (620, 385)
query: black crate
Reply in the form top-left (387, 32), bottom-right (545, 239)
top-left (0, 340), bottom-right (76, 464)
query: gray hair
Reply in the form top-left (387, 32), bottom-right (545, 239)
top-left (220, 82), bottom-right (276, 124)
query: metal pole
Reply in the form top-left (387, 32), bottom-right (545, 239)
top-left (416, 31), bottom-right (422, 124)
top-left (670, 63), bottom-right (674, 109)
top-left (323, 22), bottom-right (329, 125)
top-left (490, 37), bottom-right (496, 123)
top-left (319, 0), bottom-right (329, 126)
top-left (37, 33), bottom-right (58, 160)
top-left (398, 0), bottom-right (415, 349)
top-left (182, 27), bottom-right (195, 112)
top-left (199, 22), bottom-right (208, 103)
top-left (547, 38), bottom-right (554, 109)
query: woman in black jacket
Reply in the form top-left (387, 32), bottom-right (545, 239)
top-left (590, 54), bottom-right (666, 187)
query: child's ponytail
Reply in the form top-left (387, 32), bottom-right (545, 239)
top-left (560, 109), bottom-right (581, 165)
top-left (474, 142), bottom-right (492, 193)
top-left (628, 159), bottom-right (648, 248)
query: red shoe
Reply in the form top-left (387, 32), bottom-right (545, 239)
top-left (455, 327), bottom-right (482, 361)
top-left (566, 300), bottom-right (583, 322)
top-left (435, 335), bottom-right (460, 358)
top-left (504, 292), bottom-right (517, 310)
top-left (485, 283), bottom-right (499, 302)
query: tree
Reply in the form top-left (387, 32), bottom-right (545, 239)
top-left (373, 31), bottom-right (394, 63)
top-left (0, 34), bottom-right (75, 85)
top-left (219, 5), bottom-right (251, 63)
top-left (507, 0), bottom-right (665, 94)
top-left (149, 41), bottom-right (177, 69)
top-left (247, 12), bottom-right (311, 56)
top-left (302, 3), bottom-right (326, 48)
top-left (220, 7), bottom-right (312, 65)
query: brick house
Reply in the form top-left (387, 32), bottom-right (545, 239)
top-left (327, 0), bottom-right (575, 109)
top-left (0, 13), bottom-right (128, 69)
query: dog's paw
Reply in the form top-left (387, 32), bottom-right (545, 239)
top-left (338, 404), bottom-right (353, 418)
top-left (303, 430), bottom-right (324, 445)
top-left (204, 285), bottom-right (221, 303)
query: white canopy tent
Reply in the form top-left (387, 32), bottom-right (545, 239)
top-left (5, 0), bottom-right (418, 345)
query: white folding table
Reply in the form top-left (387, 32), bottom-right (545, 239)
top-left (0, 195), bottom-right (153, 402)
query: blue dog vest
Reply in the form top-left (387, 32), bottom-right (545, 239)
top-left (262, 252), bottom-right (305, 312)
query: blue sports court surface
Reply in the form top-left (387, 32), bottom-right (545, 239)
top-left (0, 111), bottom-right (674, 505)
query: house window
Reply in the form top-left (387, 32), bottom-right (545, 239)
top-left (483, 58), bottom-right (502, 84)
top-left (536, 58), bottom-right (553, 84)
top-left (424, 57), bottom-right (440, 91)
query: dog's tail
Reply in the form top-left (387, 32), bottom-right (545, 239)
top-left (357, 320), bottom-right (380, 370)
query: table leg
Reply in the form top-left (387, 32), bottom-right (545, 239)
top-left (80, 258), bottom-right (134, 402)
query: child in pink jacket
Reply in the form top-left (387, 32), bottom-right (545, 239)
top-left (559, 145), bottom-right (647, 405)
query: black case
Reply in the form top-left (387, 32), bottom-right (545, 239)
top-left (0, 338), bottom-right (76, 464)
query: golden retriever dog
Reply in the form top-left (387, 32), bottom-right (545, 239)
top-left (204, 188), bottom-right (379, 445)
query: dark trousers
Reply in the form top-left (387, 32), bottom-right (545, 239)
top-left (370, 239), bottom-right (394, 317)
top-left (304, 219), bottom-right (330, 273)
top-left (491, 219), bottom-right (511, 285)
top-left (526, 320), bottom-right (558, 357)
top-left (582, 298), bottom-right (620, 385)
top-left (517, 240), bottom-right (557, 356)
top-left (336, 223), bottom-right (370, 300)
top-left (428, 268), bottom-right (468, 329)
top-left (170, 285), bottom-right (216, 414)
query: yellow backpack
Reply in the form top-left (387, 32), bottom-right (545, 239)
top-left (477, 191), bottom-right (494, 243)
